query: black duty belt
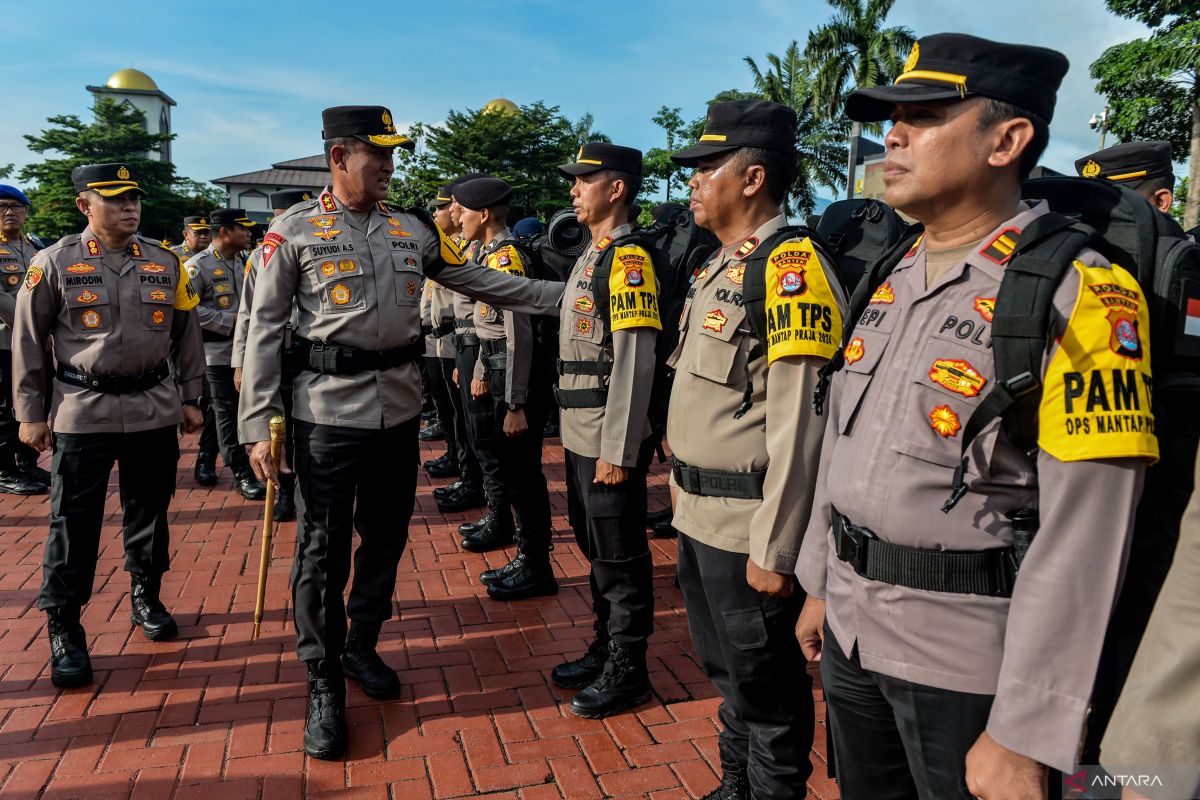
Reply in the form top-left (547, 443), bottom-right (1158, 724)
top-left (291, 337), bottom-right (423, 376)
top-left (432, 322), bottom-right (456, 338)
top-left (480, 338), bottom-right (507, 372)
top-left (671, 456), bottom-right (766, 500)
top-left (832, 509), bottom-right (1016, 597)
top-left (557, 358), bottom-right (612, 377)
top-left (57, 363), bottom-right (170, 394)
top-left (452, 333), bottom-right (480, 349)
top-left (553, 358), bottom-right (612, 408)
top-left (201, 330), bottom-right (233, 343)
top-left (454, 317), bottom-right (475, 331)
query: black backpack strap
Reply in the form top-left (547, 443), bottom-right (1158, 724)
top-left (812, 226), bottom-right (925, 416)
top-left (741, 226), bottom-right (805, 343)
top-left (942, 214), bottom-right (1093, 512)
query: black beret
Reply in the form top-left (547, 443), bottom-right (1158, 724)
top-left (559, 142), bottom-right (644, 179)
top-left (451, 172), bottom-right (492, 190)
top-left (71, 163), bottom-right (145, 197)
top-left (182, 216), bottom-right (211, 230)
top-left (430, 184), bottom-right (455, 208)
top-left (209, 208), bottom-right (256, 229)
top-left (321, 105), bottom-right (415, 151)
top-left (454, 177), bottom-right (513, 211)
top-left (1076, 141), bottom-right (1174, 184)
top-left (671, 100), bottom-right (797, 166)
top-left (845, 33), bottom-right (1068, 124)
top-left (269, 189), bottom-right (313, 209)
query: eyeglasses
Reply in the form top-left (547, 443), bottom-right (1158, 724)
top-left (0, 204), bottom-right (27, 214)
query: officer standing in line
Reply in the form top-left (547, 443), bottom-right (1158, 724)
top-left (0, 185), bottom-right (50, 495)
top-left (665, 101), bottom-right (845, 800)
top-left (170, 216), bottom-right (212, 261)
top-left (185, 209), bottom-right (265, 500)
top-left (13, 163), bottom-right (205, 688)
top-left (794, 34), bottom-right (1156, 799)
top-left (453, 177), bottom-right (556, 599)
top-left (230, 190), bottom-right (308, 522)
top-left (1075, 141), bottom-right (1181, 217)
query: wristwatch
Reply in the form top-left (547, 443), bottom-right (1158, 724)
top-left (508, 403), bottom-right (524, 412)
top-left (182, 398), bottom-right (203, 407)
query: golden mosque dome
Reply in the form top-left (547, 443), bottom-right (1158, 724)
top-left (104, 68), bottom-right (159, 91)
top-left (483, 98), bottom-right (519, 115)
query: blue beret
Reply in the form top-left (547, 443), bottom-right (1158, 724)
top-left (0, 185), bottom-right (30, 206)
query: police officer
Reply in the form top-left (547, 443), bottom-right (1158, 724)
top-left (794, 34), bottom-right (1155, 799)
top-left (667, 101), bottom-right (845, 799)
top-left (0, 185), bottom-right (49, 494)
top-left (186, 209), bottom-right (265, 500)
top-left (230, 190), bottom-right (308, 522)
top-left (453, 177), bottom-right (556, 597)
top-left (1076, 140), bottom-right (1178, 216)
top-left (240, 106), bottom-right (472, 759)
top-left (170, 215), bottom-right (212, 261)
top-left (13, 163), bottom-right (205, 688)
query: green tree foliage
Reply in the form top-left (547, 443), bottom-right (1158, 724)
top-left (18, 98), bottom-right (220, 243)
top-left (644, 106), bottom-right (690, 204)
top-left (389, 103), bottom-right (608, 221)
top-left (0, 164), bottom-right (13, 181)
top-left (1092, 0), bottom-right (1200, 228)
top-left (804, 0), bottom-right (915, 198)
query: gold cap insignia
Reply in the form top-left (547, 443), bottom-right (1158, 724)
top-left (904, 43), bottom-right (919, 73)
top-left (1082, 159), bottom-right (1102, 179)
top-left (117, 165), bottom-right (130, 180)
top-left (382, 111), bottom-right (395, 132)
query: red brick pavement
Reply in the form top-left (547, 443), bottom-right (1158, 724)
top-left (0, 432), bottom-right (836, 799)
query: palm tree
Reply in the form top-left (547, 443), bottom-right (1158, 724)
top-left (745, 41), bottom-right (851, 213)
top-left (804, 0), bottom-right (915, 198)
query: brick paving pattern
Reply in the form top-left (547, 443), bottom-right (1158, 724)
top-left (0, 433), bottom-right (835, 799)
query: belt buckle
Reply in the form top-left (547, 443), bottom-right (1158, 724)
top-left (835, 520), bottom-right (872, 573)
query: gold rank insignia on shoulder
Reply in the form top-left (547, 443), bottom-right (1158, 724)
top-left (594, 235), bottom-right (613, 252)
top-left (320, 192), bottom-right (338, 213)
top-left (734, 236), bottom-right (759, 259)
top-left (980, 227), bottom-right (1020, 265)
top-left (213, 250), bottom-right (223, 261)
top-left (85, 239), bottom-right (101, 256)
top-left (130, 242), bottom-right (142, 257)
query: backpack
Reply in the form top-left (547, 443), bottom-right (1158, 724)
top-left (811, 178), bottom-right (1200, 762)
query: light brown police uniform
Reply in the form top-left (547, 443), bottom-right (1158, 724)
top-left (420, 280), bottom-right (437, 358)
top-left (232, 246), bottom-right (298, 372)
top-left (185, 244), bottom-right (243, 366)
top-left (12, 229), bottom-right (205, 431)
top-left (428, 280), bottom-right (458, 359)
top-left (169, 243), bottom-right (195, 262)
top-left (0, 232), bottom-right (39, 350)
top-left (668, 214), bottom-right (846, 571)
top-left (472, 231), bottom-right (534, 406)
top-left (797, 202), bottom-right (1157, 771)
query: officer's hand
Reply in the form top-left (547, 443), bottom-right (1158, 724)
top-left (452, 368), bottom-right (459, 387)
top-left (470, 377), bottom-right (489, 399)
top-left (746, 558), bottom-right (795, 598)
top-left (19, 422), bottom-right (51, 453)
top-left (795, 597), bottom-right (826, 661)
top-left (965, 731), bottom-right (1047, 800)
top-left (233, 367), bottom-right (242, 392)
top-left (181, 404), bottom-right (204, 434)
top-left (248, 440), bottom-right (292, 489)
top-left (503, 408), bottom-right (528, 437)
top-left (594, 459), bottom-right (628, 485)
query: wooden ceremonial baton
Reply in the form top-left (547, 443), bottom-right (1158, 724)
top-left (252, 415), bottom-right (286, 640)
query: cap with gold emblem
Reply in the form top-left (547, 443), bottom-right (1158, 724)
top-left (71, 163), bottom-right (146, 197)
top-left (430, 183), bottom-right (455, 208)
top-left (454, 177), bottom-right (513, 211)
top-left (209, 208), bottom-right (256, 229)
top-left (1075, 140), bottom-right (1174, 185)
top-left (558, 142), bottom-right (644, 179)
top-left (268, 189), bottom-right (313, 210)
top-left (670, 100), bottom-right (797, 166)
top-left (183, 215), bottom-right (211, 231)
top-left (845, 33), bottom-right (1069, 124)
top-left (321, 105), bottom-right (416, 151)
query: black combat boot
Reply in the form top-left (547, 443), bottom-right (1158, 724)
top-left (568, 640), bottom-right (652, 719)
top-left (423, 452), bottom-right (459, 478)
top-left (461, 506), bottom-right (515, 553)
top-left (234, 469), bottom-right (267, 501)
top-left (129, 574), bottom-right (178, 641)
top-left (341, 621), bottom-right (400, 699)
top-left (273, 474), bottom-right (296, 522)
top-left (486, 539), bottom-right (557, 601)
top-left (551, 635), bottom-right (609, 689)
top-left (701, 756), bottom-right (751, 800)
top-left (304, 659), bottom-right (347, 760)
top-left (419, 420), bottom-right (445, 441)
top-left (46, 607), bottom-right (92, 688)
top-left (436, 482), bottom-right (486, 513)
top-left (14, 455), bottom-right (51, 487)
top-left (433, 479), bottom-right (465, 500)
top-left (459, 508), bottom-right (498, 536)
top-left (194, 454), bottom-right (218, 487)
top-left (0, 467), bottom-right (46, 495)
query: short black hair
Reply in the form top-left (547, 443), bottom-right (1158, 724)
top-left (730, 147), bottom-right (795, 207)
top-left (977, 99), bottom-right (1050, 179)
top-left (323, 136), bottom-right (361, 165)
top-left (1134, 174), bottom-right (1176, 199)
top-left (598, 169), bottom-right (642, 210)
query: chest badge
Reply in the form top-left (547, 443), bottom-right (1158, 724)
top-left (330, 283), bottom-right (352, 306)
top-left (151, 309), bottom-right (166, 325)
top-left (777, 269), bottom-right (807, 296)
top-left (150, 289), bottom-right (168, 301)
top-left (320, 260), bottom-right (336, 277)
top-left (928, 358), bottom-right (987, 398)
top-left (973, 297), bottom-right (995, 323)
top-left (702, 308), bottom-right (728, 333)
top-left (929, 405), bottom-right (961, 438)
top-left (140, 263), bottom-right (167, 273)
top-left (870, 282), bottom-right (895, 304)
top-left (844, 337), bottom-right (864, 365)
top-left (66, 263), bottom-right (96, 274)
top-left (308, 216), bottom-right (342, 241)
top-left (725, 264), bottom-right (745, 286)
top-left (576, 318), bottom-right (594, 335)
top-left (574, 295), bottom-right (595, 313)
top-left (338, 259), bottom-right (356, 272)
top-left (76, 289), bottom-right (99, 304)
top-left (80, 309), bottom-right (102, 328)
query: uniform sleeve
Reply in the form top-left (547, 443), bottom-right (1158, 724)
top-left (231, 252), bottom-right (259, 370)
top-left (796, 380), bottom-right (842, 595)
top-left (599, 327), bottom-right (655, 467)
top-left (169, 308), bottom-right (205, 401)
top-left (188, 256), bottom-right (237, 336)
top-left (0, 292), bottom-right (15, 328)
top-left (238, 230), bottom-right (296, 443)
top-left (434, 263), bottom-right (565, 316)
top-left (11, 253), bottom-right (56, 422)
top-left (504, 308), bottom-right (532, 406)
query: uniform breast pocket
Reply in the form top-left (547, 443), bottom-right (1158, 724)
top-left (319, 276), bottom-right (366, 314)
top-left (687, 304), bottom-right (745, 385)
top-left (65, 285), bottom-right (112, 334)
top-left (569, 293), bottom-right (601, 343)
top-left (139, 285), bottom-right (174, 331)
top-left (392, 252), bottom-right (423, 306)
top-left (897, 336), bottom-right (997, 474)
top-left (837, 328), bottom-right (891, 435)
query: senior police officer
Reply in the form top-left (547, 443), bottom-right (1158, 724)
top-left (186, 209), bottom-right (265, 500)
top-left (1076, 140), bottom-right (1178, 216)
top-left (666, 101), bottom-right (846, 800)
top-left (170, 216), bottom-right (212, 261)
top-left (13, 163), bottom-right (205, 688)
top-left (454, 177), bottom-right (556, 597)
top-left (794, 34), bottom-right (1156, 799)
top-left (0, 185), bottom-right (50, 495)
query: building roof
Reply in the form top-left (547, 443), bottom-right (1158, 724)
top-left (211, 156), bottom-right (331, 188)
top-left (106, 68), bottom-right (157, 91)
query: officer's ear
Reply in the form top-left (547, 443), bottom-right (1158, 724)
top-left (75, 192), bottom-right (93, 218)
top-left (740, 163), bottom-right (767, 200)
top-left (985, 115), bottom-right (1035, 174)
top-left (1149, 187), bottom-right (1174, 214)
top-left (608, 177), bottom-right (627, 207)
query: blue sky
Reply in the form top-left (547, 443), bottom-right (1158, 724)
top-left (2, 0), bottom-right (1153, 199)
